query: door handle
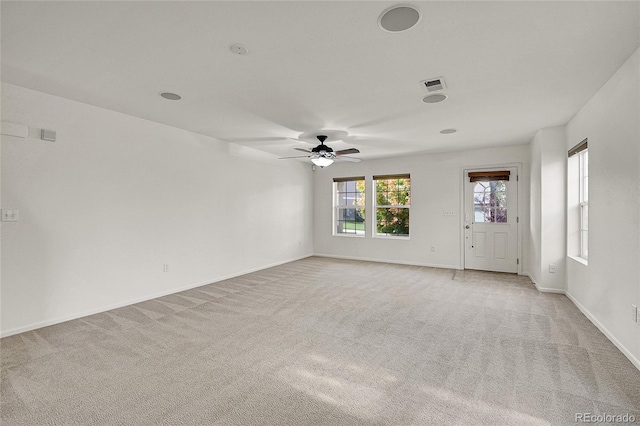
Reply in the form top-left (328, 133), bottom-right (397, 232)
top-left (465, 225), bottom-right (470, 229)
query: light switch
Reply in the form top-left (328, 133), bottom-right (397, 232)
top-left (1, 209), bottom-right (19, 222)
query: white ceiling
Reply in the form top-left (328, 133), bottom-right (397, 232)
top-left (2, 1), bottom-right (639, 160)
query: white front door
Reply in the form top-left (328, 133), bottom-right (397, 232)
top-left (464, 167), bottom-right (518, 273)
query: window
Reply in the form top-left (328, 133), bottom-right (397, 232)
top-left (374, 174), bottom-right (410, 237)
top-left (333, 177), bottom-right (365, 236)
top-left (568, 138), bottom-right (588, 261)
top-left (473, 181), bottom-right (508, 223)
top-left (579, 149), bottom-right (588, 259)
top-left (469, 170), bottom-right (510, 223)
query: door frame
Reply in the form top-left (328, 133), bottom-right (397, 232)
top-left (459, 162), bottom-right (523, 275)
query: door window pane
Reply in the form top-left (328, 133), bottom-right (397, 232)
top-left (473, 180), bottom-right (507, 223)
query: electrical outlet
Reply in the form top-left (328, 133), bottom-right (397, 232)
top-left (549, 264), bottom-right (556, 273)
top-left (431, 246), bottom-right (436, 252)
top-left (443, 210), bottom-right (454, 216)
top-left (163, 263), bottom-right (169, 272)
top-left (1, 209), bottom-right (19, 222)
top-left (632, 305), bottom-right (638, 323)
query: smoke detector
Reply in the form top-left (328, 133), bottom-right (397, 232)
top-left (230, 44), bottom-right (248, 55)
top-left (420, 77), bottom-right (447, 92)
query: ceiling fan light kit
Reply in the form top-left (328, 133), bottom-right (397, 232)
top-left (310, 156), bottom-right (334, 168)
top-left (279, 134), bottom-right (361, 167)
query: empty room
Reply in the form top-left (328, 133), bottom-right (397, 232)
top-left (1, 1), bottom-right (639, 425)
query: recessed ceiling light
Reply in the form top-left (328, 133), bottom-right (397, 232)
top-left (230, 44), bottom-right (248, 55)
top-left (440, 129), bottom-right (457, 134)
top-left (160, 92), bottom-right (181, 101)
top-left (422, 94), bottom-right (448, 104)
top-left (379, 5), bottom-right (421, 33)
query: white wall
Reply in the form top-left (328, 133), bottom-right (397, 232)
top-left (565, 48), bottom-right (640, 367)
top-left (529, 134), bottom-right (542, 285)
top-left (1, 83), bottom-right (314, 336)
top-left (313, 145), bottom-right (530, 272)
top-left (529, 127), bottom-right (567, 292)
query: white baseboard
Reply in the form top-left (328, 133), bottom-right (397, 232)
top-left (565, 291), bottom-right (640, 372)
top-left (6, 254), bottom-right (639, 374)
top-left (0, 253), bottom-right (313, 338)
top-left (313, 253), bottom-right (461, 270)
top-left (527, 273), bottom-right (567, 294)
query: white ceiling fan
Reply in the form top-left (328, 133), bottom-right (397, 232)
top-left (279, 135), bottom-right (361, 167)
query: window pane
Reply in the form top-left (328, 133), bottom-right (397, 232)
top-left (576, 150), bottom-right (588, 258)
top-left (581, 230), bottom-right (589, 258)
top-left (376, 207), bottom-right (410, 236)
top-left (583, 151), bottom-right (588, 175)
top-left (334, 180), bottom-right (365, 235)
top-left (474, 192), bottom-right (489, 205)
top-left (376, 178), bottom-right (410, 206)
top-left (474, 182), bottom-right (488, 192)
top-left (375, 177), bottom-right (410, 236)
top-left (336, 207), bottom-right (365, 235)
top-left (335, 181), bottom-right (365, 236)
top-left (473, 180), bottom-right (507, 223)
top-left (337, 208), bottom-right (352, 221)
top-left (583, 176), bottom-right (588, 202)
top-left (581, 204), bottom-right (588, 231)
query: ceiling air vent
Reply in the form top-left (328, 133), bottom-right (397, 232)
top-left (420, 77), bottom-right (446, 92)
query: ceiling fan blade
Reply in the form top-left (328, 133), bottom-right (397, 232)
top-left (335, 156), bottom-right (362, 163)
top-left (335, 148), bottom-right (360, 155)
top-left (294, 147), bottom-right (313, 153)
top-left (223, 137), bottom-right (288, 143)
top-left (278, 155), bottom-right (310, 160)
top-left (346, 135), bottom-right (421, 149)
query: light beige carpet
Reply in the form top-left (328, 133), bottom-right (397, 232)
top-left (2, 257), bottom-right (639, 425)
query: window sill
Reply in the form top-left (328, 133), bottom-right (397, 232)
top-left (333, 233), bottom-right (365, 238)
top-left (374, 235), bottom-right (411, 241)
top-left (568, 255), bottom-right (588, 266)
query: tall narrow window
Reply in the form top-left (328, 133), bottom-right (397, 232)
top-left (333, 177), bottom-right (365, 236)
top-left (374, 174), bottom-right (410, 237)
top-left (568, 138), bottom-right (588, 260)
top-left (579, 150), bottom-right (588, 259)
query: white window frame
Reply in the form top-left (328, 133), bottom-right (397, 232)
top-left (373, 174), bottom-right (411, 238)
top-left (567, 138), bottom-right (588, 264)
top-left (333, 177), bottom-right (365, 237)
top-left (579, 150), bottom-right (588, 260)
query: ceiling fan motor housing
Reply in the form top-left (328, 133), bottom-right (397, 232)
top-left (311, 145), bottom-right (333, 154)
top-left (311, 134), bottom-right (335, 157)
